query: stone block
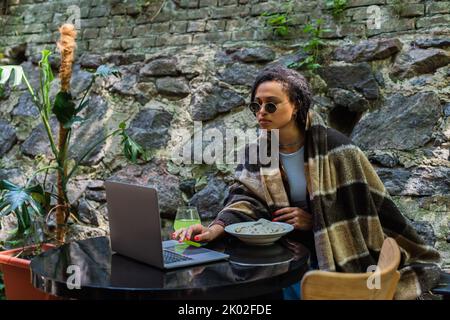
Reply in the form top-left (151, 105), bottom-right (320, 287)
top-left (192, 31), bottom-right (232, 44)
top-left (187, 20), bottom-right (207, 32)
top-left (155, 33), bottom-right (192, 46)
top-left (427, 2), bottom-right (450, 15)
top-left (170, 21), bottom-right (188, 33)
top-left (82, 28), bottom-right (100, 39)
top-left (416, 14), bottom-right (450, 29)
top-left (121, 37), bottom-right (157, 50)
top-left (206, 19), bottom-right (227, 32)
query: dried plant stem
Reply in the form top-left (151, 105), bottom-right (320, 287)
top-left (55, 24), bottom-right (77, 244)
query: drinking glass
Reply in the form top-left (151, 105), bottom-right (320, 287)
top-left (173, 206), bottom-right (201, 231)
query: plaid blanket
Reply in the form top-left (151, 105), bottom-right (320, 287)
top-left (211, 108), bottom-right (442, 300)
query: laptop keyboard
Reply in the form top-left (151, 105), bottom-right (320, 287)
top-left (163, 250), bottom-right (193, 264)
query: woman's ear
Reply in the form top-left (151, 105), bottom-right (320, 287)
top-left (292, 106), bottom-right (299, 119)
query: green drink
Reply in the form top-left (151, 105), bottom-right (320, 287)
top-left (173, 206), bottom-right (201, 231)
top-left (174, 218), bottom-right (201, 230)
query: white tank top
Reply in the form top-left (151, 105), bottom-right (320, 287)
top-left (279, 146), bottom-right (307, 203)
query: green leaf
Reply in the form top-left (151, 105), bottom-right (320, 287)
top-left (291, 60), bottom-right (307, 68)
top-left (119, 121), bottom-right (126, 130)
top-left (308, 63), bottom-right (321, 70)
top-left (308, 38), bottom-right (321, 46)
top-left (194, 176), bottom-right (208, 192)
top-left (268, 15), bottom-right (286, 25)
top-left (7, 186), bottom-right (39, 212)
top-left (0, 66), bottom-right (24, 87)
top-left (39, 49), bottom-right (54, 85)
top-left (95, 65), bottom-right (121, 78)
top-left (17, 204), bottom-right (31, 232)
top-left (275, 26), bottom-right (288, 36)
top-left (305, 55), bottom-right (315, 63)
top-left (0, 179), bottom-right (21, 191)
top-left (303, 24), bottom-right (314, 34)
top-left (0, 180), bottom-right (45, 223)
top-left (0, 200), bottom-right (10, 215)
top-left (4, 238), bottom-right (23, 248)
top-left (26, 197), bottom-right (44, 218)
top-left (52, 91), bottom-right (76, 125)
top-left (119, 131), bottom-right (147, 163)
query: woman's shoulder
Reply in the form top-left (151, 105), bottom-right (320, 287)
top-left (325, 126), bottom-right (359, 152)
top-left (324, 127), bottom-right (369, 170)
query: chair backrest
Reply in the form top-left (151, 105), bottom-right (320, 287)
top-left (301, 237), bottom-right (401, 300)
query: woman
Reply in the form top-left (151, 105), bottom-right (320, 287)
top-left (173, 65), bottom-right (441, 300)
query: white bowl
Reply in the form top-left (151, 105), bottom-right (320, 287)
top-left (224, 221), bottom-right (294, 246)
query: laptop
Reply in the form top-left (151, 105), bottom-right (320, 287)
top-left (104, 180), bottom-right (229, 269)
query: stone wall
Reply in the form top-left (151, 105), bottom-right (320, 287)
top-left (0, 0), bottom-right (449, 266)
top-left (1, 0), bottom-right (450, 56)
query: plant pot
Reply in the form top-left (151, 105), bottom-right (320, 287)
top-left (0, 243), bottom-right (60, 300)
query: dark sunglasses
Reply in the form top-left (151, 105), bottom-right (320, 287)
top-left (248, 101), bottom-right (278, 114)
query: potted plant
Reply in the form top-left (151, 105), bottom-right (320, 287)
top-left (0, 243), bottom-right (57, 300)
top-left (0, 24), bottom-right (146, 299)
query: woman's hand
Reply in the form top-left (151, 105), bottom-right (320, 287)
top-left (272, 207), bottom-right (313, 230)
top-left (172, 224), bottom-right (225, 243)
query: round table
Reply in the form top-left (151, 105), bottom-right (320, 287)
top-left (30, 235), bottom-right (311, 300)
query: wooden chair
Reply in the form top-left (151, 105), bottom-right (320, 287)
top-left (301, 237), bottom-right (401, 300)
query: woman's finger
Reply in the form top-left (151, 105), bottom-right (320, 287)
top-left (194, 230), bottom-right (210, 242)
top-left (273, 212), bottom-right (298, 222)
top-left (187, 224), bottom-right (206, 240)
top-left (286, 218), bottom-right (298, 226)
top-left (290, 217), bottom-right (312, 230)
top-left (186, 224), bottom-right (201, 240)
top-left (172, 228), bottom-right (185, 239)
top-left (194, 229), bottom-right (213, 242)
top-left (186, 226), bottom-right (196, 240)
top-left (179, 228), bottom-right (188, 242)
top-left (272, 207), bottom-right (295, 216)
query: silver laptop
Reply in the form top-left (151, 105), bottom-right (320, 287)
top-left (104, 180), bottom-right (229, 269)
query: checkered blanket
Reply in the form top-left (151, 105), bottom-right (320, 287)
top-left (212, 108), bottom-right (442, 299)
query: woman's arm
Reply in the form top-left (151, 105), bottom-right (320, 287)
top-left (209, 181), bottom-right (270, 227)
top-left (173, 223), bottom-right (225, 242)
top-left (173, 180), bottom-right (270, 242)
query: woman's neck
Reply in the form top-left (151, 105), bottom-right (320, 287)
top-left (278, 120), bottom-right (304, 154)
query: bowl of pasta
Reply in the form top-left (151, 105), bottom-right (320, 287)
top-left (224, 218), bottom-right (294, 246)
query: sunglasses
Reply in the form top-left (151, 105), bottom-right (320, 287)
top-left (248, 101), bottom-right (278, 114)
